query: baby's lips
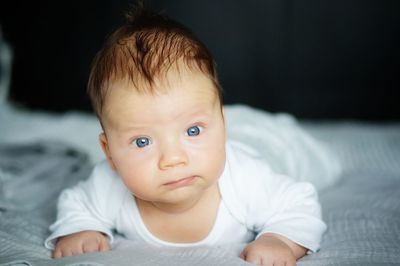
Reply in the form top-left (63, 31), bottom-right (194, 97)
top-left (163, 175), bottom-right (198, 187)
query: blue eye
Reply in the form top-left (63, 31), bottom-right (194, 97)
top-left (135, 137), bottom-right (151, 148)
top-left (187, 126), bottom-right (201, 136)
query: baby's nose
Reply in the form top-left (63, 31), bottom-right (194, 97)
top-left (158, 143), bottom-right (188, 170)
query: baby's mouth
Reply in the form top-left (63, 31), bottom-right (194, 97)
top-left (163, 176), bottom-right (198, 188)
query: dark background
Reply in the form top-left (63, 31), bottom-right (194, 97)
top-left (1, 0), bottom-right (399, 120)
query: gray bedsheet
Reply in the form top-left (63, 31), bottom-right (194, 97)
top-left (0, 122), bottom-right (399, 266)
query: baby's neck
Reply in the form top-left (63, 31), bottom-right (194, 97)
top-left (135, 183), bottom-right (221, 243)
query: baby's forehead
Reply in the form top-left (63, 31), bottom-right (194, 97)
top-left (101, 72), bottom-right (221, 130)
top-left (108, 64), bottom-right (218, 96)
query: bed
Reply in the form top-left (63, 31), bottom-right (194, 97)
top-left (0, 102), bottom-right (399, 266)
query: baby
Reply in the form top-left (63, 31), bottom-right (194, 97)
top-left (45, 4), bottom-right (326, 265)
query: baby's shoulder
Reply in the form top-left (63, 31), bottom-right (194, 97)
top-left (222, 141), bottom-right (274, 201)
top-left (225, 140), bottom-right (273, 182)
top-left (78, 160), bottom-right (129, 216)
top-left (222, 141), bottom-right (316, 228)
top-left (223, 140), bottom-right (305, 203)
top-left (91, 160), bottom-right (121, 182)
top-left (221, 141), bottom-right (282, 226)
top-left (80, 160), bottom-right (128, 197)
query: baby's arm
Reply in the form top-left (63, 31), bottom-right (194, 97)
top-left (53, 230), bottom-right (110, 258)
top-left (238, 173), bottom-right (326, 265)
top-left (45, 162), bottom-right (125, 258)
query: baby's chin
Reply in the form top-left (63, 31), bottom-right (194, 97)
top-left (150, 182), bottom-right (216, 211)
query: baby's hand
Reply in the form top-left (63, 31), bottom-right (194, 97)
top-left (53, 230), bottom-right (111, 259)
top-left (240, 233), bottom-right (302, 266)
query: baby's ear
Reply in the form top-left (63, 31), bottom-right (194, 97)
top-left (222, 106), bottom-right (226, 123)
top-left (99, 133), bottom-right (117, 171)
top-left (221, 106), bottom-right (227, 139)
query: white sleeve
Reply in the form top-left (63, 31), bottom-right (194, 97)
top-left (253, 173), bottom-right (326, 253)
top-left (44, 161), bottom-right (127, 250)
top-left (220, 141), bottom-right (326, 253)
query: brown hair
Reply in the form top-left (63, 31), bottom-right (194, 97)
top-left (87, 2), bottom-right (222, 119)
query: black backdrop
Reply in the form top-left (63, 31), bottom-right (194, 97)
top-left (1, 0), bottom-right (399, 120)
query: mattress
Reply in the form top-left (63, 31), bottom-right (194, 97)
top-left (0, 103), bottom-right (399, 266)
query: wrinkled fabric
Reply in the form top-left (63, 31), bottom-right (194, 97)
top-left (0, 105), bottom-right (399, 266)
top-left (0, 141), bottom-right (92, 213)
top-left (225, 105), bottom-right (342, 190)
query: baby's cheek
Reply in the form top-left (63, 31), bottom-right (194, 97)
top-left (118, 165), bottom-right (149, 191)
top-left (198, 146), bottom-right (225, 178)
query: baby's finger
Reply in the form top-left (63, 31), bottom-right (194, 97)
top-left (99, 238), bottom-right (111, 252)
top-left (239, 252), bottom-right (245, 260)
top-left (272, 261), bottom-right (285, 266)
top-left (285, 259), bottom-right (296, 266)
top-left (52, 249), bottom-right (62, 259)
top-left (83, 241), bottom-right (101, 253)
top-left (62, 249), bottom-right (73, 257)
top-left (244, 253), bottom-right (262, 265)
top-left (71, 245), bottom-right (84, 256)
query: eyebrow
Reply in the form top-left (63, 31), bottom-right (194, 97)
top-left (121, 110), bottom-right (212, 132)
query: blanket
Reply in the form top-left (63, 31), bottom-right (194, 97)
top-left (0, 104), bottom-right (399, 265)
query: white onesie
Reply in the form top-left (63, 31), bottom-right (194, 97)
top-left (45, 140), bottom-right (326, 252)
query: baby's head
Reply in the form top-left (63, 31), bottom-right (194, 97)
top-left (87, 4), bottom-right (223, 127)
top-left (87, 4), bottom-right (226, 209)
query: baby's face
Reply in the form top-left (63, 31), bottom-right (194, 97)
top-left (100, 67), bottom-right (226, 210)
